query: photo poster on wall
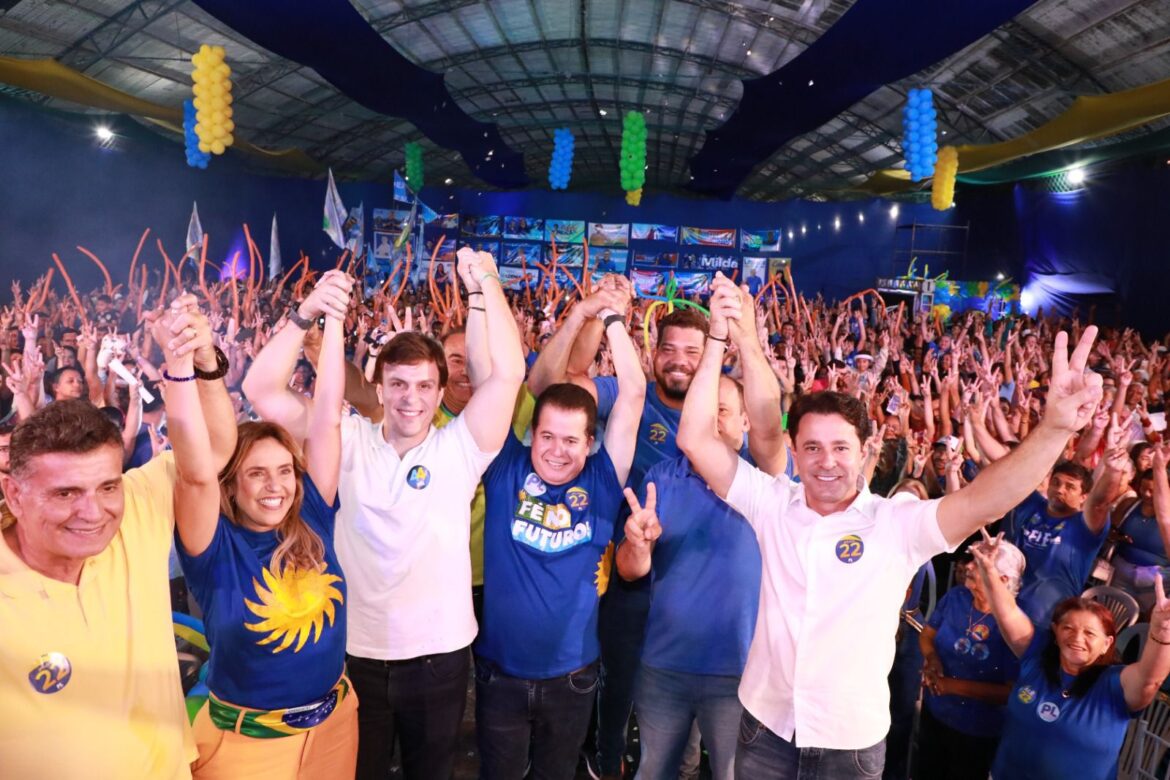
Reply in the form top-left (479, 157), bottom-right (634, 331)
top-left (680, 226), bottom-right (737, 248)
top-left (631, 223), bottom-right (678, 242)
top-left (632, 251), bottom-right (678, 268)
top-left (502, 216), bottom-right (545, 241)
top-left (371, 208), bottom-right (415, 273)
top-left (499, 265), bottom-right (540, 292)
top-left (587, 222), bottom-right (630, 247)
top-left (740, 228), bottom-right (782, 253)
top-left (631, 269), bottom-right (666, 296)
top-left (460, 215), bottom-right (500, 237)
top-left (545, 219), bottom-right (586, 244)
top-left (679, 251), bottom-right (740, 274)
top-left (590, 248), bottom-right (629, 275)
top-left (545, 243), bottom-right (584, 267)
top-left (501, 242), bottom-right (543, 268)
top-left (674, 272), bottom-right (713, 297)
top-left (425, 212), bottom-right (461, 230)
top-left (741, 256), bottom-right (769, 297)
top-left (767, 257), bottom-right (792, 279)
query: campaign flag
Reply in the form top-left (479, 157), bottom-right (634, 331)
top-left (322, 168), bottom-right (347, 248)
top-left (186, 202), bottom-right (204, 253)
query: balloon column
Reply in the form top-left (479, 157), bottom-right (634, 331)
top-left (902, 88), bottom-right (938, 182)
top-left (931, 146), bottom-right (959, 210)
top-left (405, 142), bottom-right (424, 188)
top-left (620, 111), bottom-right (647, 206)
top-left (182, 100), bottom-right (210, 169)
top-left (548, 128), bottom-right (575, 190)
top-left (191, 45), bottom-right (234, 156)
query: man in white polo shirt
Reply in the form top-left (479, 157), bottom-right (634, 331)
top-left (242, 249), bottom-right (525, 780)
top-left (676, 273), bottom-right (1102, 779)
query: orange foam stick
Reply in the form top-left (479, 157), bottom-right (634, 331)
top-left (75, 246), bottom-right (114, 295)
top-left (34, 269), bottom-right (55, 312)
top-left (51, 253), bottom-right (87, 325)
top-left (520, 253), bottom-right (533, 312)
top-left (228, 252), bottom-right (241, 323)
top-left (581, 239), bottom-right (593, 294)
top-left (174, 242), bottom-right (201, 285)
top-left (390, 246), bottom-right (412, 308)
top-left (198, 236), bottom-right (213, 308)
top-left (243, 223), bottom-right (264, 292)
top-left (135, 265), bottom-right (148, 323)
top-left (155, 240), bottom-right (182, 306)
top-left (334, 249), bottom-right (350, 271)
top-left (128, 228), bottom-right (150, 288)
top-left (270, 255), bottom-right (307, 307)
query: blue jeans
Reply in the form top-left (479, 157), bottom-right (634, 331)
top-left (633, 664), bottom-right (741, 780)
top-left (735, 710), bottom-right (886, 780)
top-left (475, 658), bottom-right (600, 780)
top-left (884, 623), bottom-right (924, 780)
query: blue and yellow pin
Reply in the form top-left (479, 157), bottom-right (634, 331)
top-left (835, 534), bottom-right (865, 564)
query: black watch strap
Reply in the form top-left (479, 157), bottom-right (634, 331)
top-left (194, 346), bottom-right (230, 381)
top-left (287, 306), bottom-right (314, 330)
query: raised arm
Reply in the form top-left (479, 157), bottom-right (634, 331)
top-left (1121, 576), bottom-right (1170, 711)
top-left (972, 538), bottom-right (1034, 658)
top-left (302, 279), bottom-right (350, 504)
top-left (938, 328), bottom-right (1102, 547)
top-left (457, 249), bottom-right (526, 452)
top-left (677, 280), bottom-right (741, 498)
top-left (241, 271), bottom-right (351, 441)
top-left (726, 276), bottom-right (786, 477)
top-left (600, 286), bottom-right (646, 485)
top-left (616, 483), bottom-right (659, 581)
top-left (526, 292), bottom-right (611, 400)
top-left (1083, 421), bottom-right (1129, 534)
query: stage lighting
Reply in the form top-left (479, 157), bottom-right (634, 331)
top-left (996, 272), bottom-right (1005, 281)
top-left (800, 225), bottom-right (807, 235)
top-left (788, 229), bottom-right (794, 241)
top-left (1067, 166), bottom-right (1086, 185)
top-left (598, 109), bottom-right (608, 116)
top-left (889, 204), bottom-right (899, 220)
top-left (859, 212), bottom-right (865, 224)
top-left (444, 178), bottom-right (453, 185)
top-left (95, 125), bottom-right (113, 142)
top-left (834, 217), bottom-right (841, 231)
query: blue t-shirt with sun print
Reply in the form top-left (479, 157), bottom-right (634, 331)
top-left (478, 432), bottom-right (624, 679)
top-left (176, 474), bottom-right (345, 710)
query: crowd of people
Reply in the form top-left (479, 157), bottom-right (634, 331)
top-left (2, 243), bottom-right (1170, 780)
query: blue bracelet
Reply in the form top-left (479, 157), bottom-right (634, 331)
top-left (162, 369), bottom-right (197, 382)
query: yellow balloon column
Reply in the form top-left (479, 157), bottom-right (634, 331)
top-left (931, 146), bottom-right (959, 210)
top-left (191, 45), bottom-right (234, 156)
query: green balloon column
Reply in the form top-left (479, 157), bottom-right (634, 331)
top-left (620, 111), bottom-right (647, 205)
top-left (405, 142), bottom-right (424, 189)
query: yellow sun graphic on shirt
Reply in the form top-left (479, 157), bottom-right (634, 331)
top-left (594, 541), bottom-right (614, 596)
top-left (244, 564), bottom-right (344, 653)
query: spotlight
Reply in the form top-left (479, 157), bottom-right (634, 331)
top-left (1067, 166), bottom-right (1086, 185)
top-left (788, 229), bottom-right (795, 241)
top-left (95, 125), bottom-right (113, 142)
top-left (598, 109), bottom-right (608, 116)
top-left (889, 204), bottom-right (899, 220)
top-left (859, 212), bottom-right (865, 224)
top-left (800, 225), bottom-right (807, 235)
top-left (834, 217), bottom-right (841, 231)
top-left (996, 272), bottom-right (1005, 281)
top-left (444, 177), bottom-right (453, 185)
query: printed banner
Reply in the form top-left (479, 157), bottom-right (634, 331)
top-left (460, 240), bottom-right (500, 262)
top-left (502, 242), bottom-right (542, 267)
top-left (461, 215), bottom-right (500, 237)
top-left (741, 228), bottom-right (782, 252)
top-left (502, 216), bottom-right (545, 240)
top-left (632, 250), bottom-right (678, 267)
top-left (768, 257), bottom-right (791, 278)
top-left (372, 231), bottom-right (397, 260)
top-left (674, 272), bottom-right (712, 296)
top-left (587, 223), bottom-right (630, 247)
top-left (631, 223), bottom-right (678, 242)
top-left (631, 269), bottom-right (665, 296)
top-left (373, 208), bottom-right (413, 234)
top-left (425, 212), bottom-right (460, 229)
top-left (545, 220), bottom-right (586, 244)
top-left (590, 248), bottom-right (628, 274)
top-left (423, 236), bottom-right (457, 264)
top-left (680, 226), bottom-right (736, 247)
top-left (679, 251), bottom-right (739, 272)
top-left (545, 243), bottom-right (584, 267)
top-left (499, 266), bottom-right (540, 291)
top-left (741, 257), bottom-right (768, 296)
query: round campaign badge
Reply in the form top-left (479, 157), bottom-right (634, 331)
top-left (834, 534), bottom-right (864, 564)
top-left (28, 652), bottom-right (72, 694)
top-left (1037, 701), bottom-right (1061, 723)
top-left (1017, 686), bottom-right (1036, 704)
top-left (406, 465), bottom-right (431, 490)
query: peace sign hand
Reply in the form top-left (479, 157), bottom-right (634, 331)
top-left (1149, 575), bottom-right (1170, 642)
top-left (1042, 326), bottom-right (1103, 434)
top-left (623, 483), bottom-right (661, 553)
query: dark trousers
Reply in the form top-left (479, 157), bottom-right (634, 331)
top-left (912, 706), bottom-right (1000, 780)
top-left (595, 580), bottom-right (650, 774)
top-left (735, 710), bottom-right (886, 780)
top-left (884, 623), bottom-right (924, 780)
top-left (348, 647), bottom-right (470, 780)
top-left (475, 658), bottom-right (600, 780)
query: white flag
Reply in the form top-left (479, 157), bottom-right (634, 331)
top-left (346, 202), bottom-right (364, 255)
top-left (322, 168), bottom-right (347, 248)
top-left (269, 213), bottom-right (283, 278)
top-left (186, 202), bottom-right (204, 253)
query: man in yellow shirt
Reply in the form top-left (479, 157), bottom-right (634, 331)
top-left (0, 300), bottom-right (236, 779)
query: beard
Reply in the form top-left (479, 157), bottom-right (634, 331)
top-left (656, 365), bottom-right (694, 400)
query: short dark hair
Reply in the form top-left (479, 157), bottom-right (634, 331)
top-left (9, 400), bottom-right (122, 476)
top-left (1051, 460), bottom-right (1093, 494)
top-left (373, 332), bottom-right (448, 387)
top-left (533, 383), bottom-right (597, 438)
top-left (0, 420), bottom-right (17, 437)
top-left (787, 391), bottom-right (870, 443)
top-left (656, 308), bottom-right (708, 347)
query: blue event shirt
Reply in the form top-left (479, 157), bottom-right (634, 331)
top-left (177, 474), bottom-right (346, 710)
top-left (594, 378), bottom-right (682, 490)
top-left (1115, 501), bottom-right (1170, 568)
top-left (478, 433), bottom-right (624, 678)
top-left (992, 634), bottom-right (1133, 779)
top-left (924, 586), bottom-right (1018, 738)
top-left (1010, 492), bottom-right (1107, 619)
top-left (630, 455), bottom-right (762, 677)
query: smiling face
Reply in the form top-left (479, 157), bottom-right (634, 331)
top-left (792, 412), bottom-right (865, 515)
top-left (654, 325), bottom-right (706, 402)
top-left (1053, 608), bottom-right (1114, 674)
top-left (442, 332), bottom-right (472, 410)
top-left (377, 360), bottom-right (442, 446)
top-left (229, 437), bottom-right (297, 532)
top-left (1, 445), bottom-right (125, 580)
top-left (531, 405), bottom-right (592, 486)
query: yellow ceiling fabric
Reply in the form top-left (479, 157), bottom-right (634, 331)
top-left (854, 75), bottom-right (1170, 195)
top-left (0, 56), bottom-right (324, 176)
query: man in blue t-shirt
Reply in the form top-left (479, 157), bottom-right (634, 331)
top-left (1008, 460), bottom-right (1111, 625)
top-left (527, 278), bottom-right (786, 778)
top-left (615, 374), bottom-right (762, 780)
top-left (477, 292), bottom-right (645, 780)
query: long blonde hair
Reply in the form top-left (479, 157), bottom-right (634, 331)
top-left (219, 421), bottom-right (325, 574)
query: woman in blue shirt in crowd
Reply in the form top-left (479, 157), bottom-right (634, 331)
top-left (162, 274), bottom-right (355, 779)
top-left (915, 540), bottom-right (1024, 780)
top-left (973, 490), bottom-right (1170, 780)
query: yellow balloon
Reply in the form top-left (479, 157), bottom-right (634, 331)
top-left (192, 83), bottom-right (206, 98)
top-left (223, 119), bottom-right (235, 133)
top-left (191, 70), bottom-right (205, 84)
top-left (221, 92), bottom-right (233, 106)
top-left (191, 53), bottom-right (204, 69)
top-left (211, 140), bottom-right (225, 155)
top-left (196, 110), bottom-right (208, 123)
top-left (192, 98), bottom-right (205, 112)
top-left (211, 110), bottom-right (225, 125)
top-left (199, 43), bottom-right (210, 55)
top-left (216, 63), bottom-right (230, 80)
top-left (209, 83), bottom-right (224, 99)
top-left (222, 134), bottom-right (234, 147)
top-left (198, 140), bottom-right (211, 153)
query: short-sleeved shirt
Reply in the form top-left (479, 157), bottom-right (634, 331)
top-left (177, 474), bottom-right (345, 710)
top-left (633, 455), bottom-right (761, 677)
top-left (1115, 501), bottom-right (1169, 568)
top-left (924, 586), bottom-right (1018, 737)
top-left (337, 413), bottom-right (498, 660)
top-left (724, 458), bottom-right (953, 749)
top-left (993, 634), bottom-right (1133, 779)
top-left (0, 453), bottom-right (195, 779)
top-left (594, 378), bottom-right (681, 490)
top-left (478, 434), bottom-right (623, 678)
top-left (1010, 493), bottom-right (1107, 622)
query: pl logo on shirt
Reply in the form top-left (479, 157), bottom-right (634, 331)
top-left (405, 465), bottom-right (431, 490)
top-left (28, 652), bottom-right (71, 694)
top-left (1036, 701), bottom-right (1061, 722)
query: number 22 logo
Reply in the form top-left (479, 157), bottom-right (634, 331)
top-left (835, 535), bottom-right (864, 564)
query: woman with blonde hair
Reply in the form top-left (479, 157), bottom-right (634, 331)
top-left (161, 273), bottom-right (355, 779)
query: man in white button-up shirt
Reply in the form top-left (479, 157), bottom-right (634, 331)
top-left (676, 273), bottom-right (1102, 779)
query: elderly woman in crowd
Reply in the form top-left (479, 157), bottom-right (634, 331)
top-left (1110, 446), bottom-right (1170, 615)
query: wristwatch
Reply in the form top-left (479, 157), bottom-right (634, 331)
top-left (287, 306), bottom-right (314, 331)
top-left (194, 346), bottom-right (230, 381)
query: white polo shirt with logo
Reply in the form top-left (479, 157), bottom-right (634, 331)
top-left (337, 413), bottom-right (498, 660)
top-left (724, 457), bottom-right (954, 750)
